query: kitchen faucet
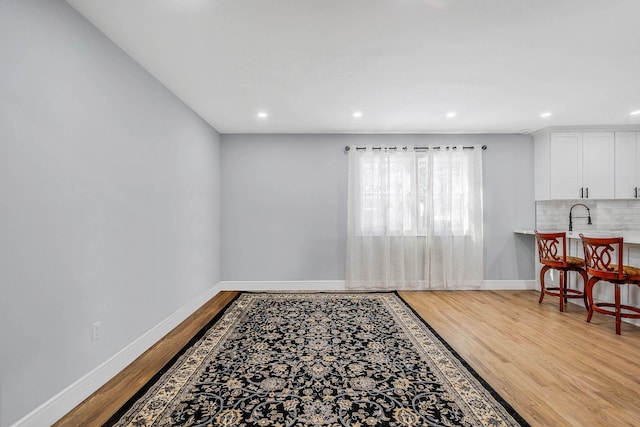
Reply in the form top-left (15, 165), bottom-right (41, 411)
top-left (569, 203), bottom-right (592, 232)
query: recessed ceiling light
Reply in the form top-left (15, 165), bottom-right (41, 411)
top-left (257, 111), bottom-right (268, 119)
top-left (540, 112), bottom-right (552, 118)
top-left (630, 110), bottom-right (640, 116)
top-left (353, 111), bottom-right (363, 118)
top-left (446, 112), bottom-right (456, 118)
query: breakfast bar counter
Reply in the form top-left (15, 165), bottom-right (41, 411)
top-left (514, 229), bottom-right (640, 244)
top-left (516, 229), bottom-right (640, 327)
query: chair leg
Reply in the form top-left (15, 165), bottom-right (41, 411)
top-left (539, 266), bottom-right (550, 304)
top-left (578, 269), bottom-right (589, 310)
top-left (615, 284), bottom-right (622, 335)
top-left (586, 277), bottom-right (598, 323)
top-left (559, 271), bottom-right (565, 312)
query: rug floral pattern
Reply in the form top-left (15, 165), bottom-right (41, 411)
top-left (114, 293), bottom-right (525, 426)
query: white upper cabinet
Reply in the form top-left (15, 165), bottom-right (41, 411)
top-left (535, 128), bottom-right (620, 200)
top-left (614, 131), bottom-right (640, 199)
top-left (581, 132), bottom-right (615, 199)
top-left (549, 132), bottom-right (583, 199)
top-left (549, 132), bottom-right (582, 199)
top-left (548, 132), bottom-right (614, 200)
top-left (534, 132), bottom-right (550, 200)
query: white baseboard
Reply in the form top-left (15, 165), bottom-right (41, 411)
top-left (481, 280), bottom-right (536, 290)
top-left (219, 280), bottom-right (537, 292)
top-left (12, 283), bottom-right (224, 427)
top-left (219, 280), bottom-right (348, 292)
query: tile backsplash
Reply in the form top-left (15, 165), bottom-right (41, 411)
top-left (536, 200), bottom-right (640, 231)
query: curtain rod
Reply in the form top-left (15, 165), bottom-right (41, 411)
top-left (344, 145), bottom-right (487, 153)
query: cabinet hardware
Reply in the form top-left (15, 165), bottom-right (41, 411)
top-left (580, 187), bottom-right (583, 198)
top-left (585, 187), bottom-right (589, 199)
top-left (635, 187), bottom-right (638, 199)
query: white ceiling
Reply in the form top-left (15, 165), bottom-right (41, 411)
top-left (66, 0), bottom-right (640, 134)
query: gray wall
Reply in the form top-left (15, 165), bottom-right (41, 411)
top-left (482, 135), bottom-right (536, 279)
top-left (222, 135), bottom-right (349, 280)
top-left (221, 134), bottom-right (535, 282)
top-left (0, 1), bottom-right (221, 425)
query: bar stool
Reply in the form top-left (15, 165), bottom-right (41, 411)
top-left (535, 231), bottom-right (588, 312)
top-left (579, 234), bottom-right (640, 334)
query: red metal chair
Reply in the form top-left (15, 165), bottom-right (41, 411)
top-left (580, 234), bottom-right (640, 334)
top-left (535, 231), bottom-right (588, 312)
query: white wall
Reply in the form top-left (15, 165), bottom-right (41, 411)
top-left (0, 1), bottom-right (221, 425)
top-left (221, 134), bottom-right (535, 282)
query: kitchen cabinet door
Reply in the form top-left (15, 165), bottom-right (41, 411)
top-left (534, 131), bottom-right (550, 200)
top-left (581, 132), bottom-right (614, 199)
top-left (615, 131), bottom-right (640, 199)
top-left (549, 132), bottom-right (582, 199)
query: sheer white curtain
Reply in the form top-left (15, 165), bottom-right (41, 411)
top-left (345, 145), bottom-right (483, 290)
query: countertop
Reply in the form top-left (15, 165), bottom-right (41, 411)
top-left (514, 229), bottom-right (640, 245)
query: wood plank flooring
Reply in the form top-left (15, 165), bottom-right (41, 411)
top-left (399, 290), bottom-right (640, 427)
top-left (55, 290), bottom-right (640, 426)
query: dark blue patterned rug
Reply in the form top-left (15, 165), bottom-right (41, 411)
top-left (111, 293), bottom-right (528, 426)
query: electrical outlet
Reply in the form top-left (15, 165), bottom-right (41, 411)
top-left (92, 321), bottom-right (102, 342)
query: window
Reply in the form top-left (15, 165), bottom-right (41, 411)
top-left (357, 149), bottom-right (476, 236)
top-left (345, 144), bottom-right (484, 289)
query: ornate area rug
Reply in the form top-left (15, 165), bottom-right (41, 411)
top-left (112, 293), bottom-right (528, 426)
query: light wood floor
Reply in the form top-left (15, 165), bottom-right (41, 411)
top-left (55, 290), bottom-right (640, 426)
top-left (400, 290), bottom-right (640, 427)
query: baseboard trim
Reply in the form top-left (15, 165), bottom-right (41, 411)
top-left (219, 280), bottom-right (348, 292)
top-left (219, 280), bottom-right (537, 291)
top-left (481, 280), bottom-right (536, 290)
top-left (12, 283), bottom-right (224, 427)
